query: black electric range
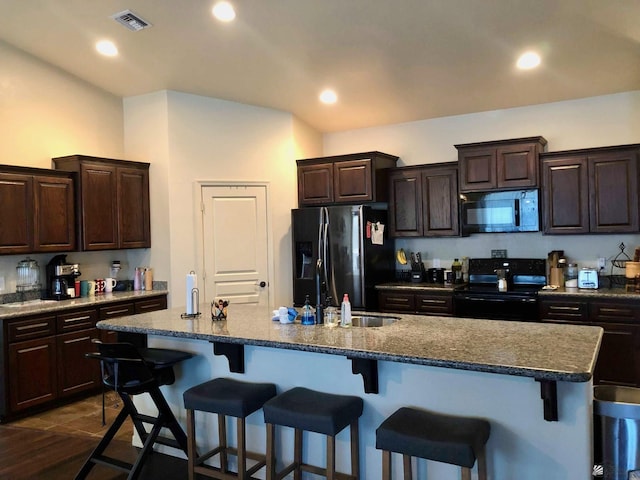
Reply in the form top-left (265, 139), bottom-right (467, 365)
top-left (453, 258), bottom-right (546, 321)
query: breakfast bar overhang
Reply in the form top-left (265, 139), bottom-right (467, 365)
top-left (97, 304), bottom-right (603, 479)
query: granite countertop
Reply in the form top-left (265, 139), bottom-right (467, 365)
top-left (538, 287), bottom-right (640, 299)
top-left (97, 304), bottom-right (602, 383)
top-left (375, 282), bottom-right (459, 292)
top-left (0, 290), bottom-right (169, 319)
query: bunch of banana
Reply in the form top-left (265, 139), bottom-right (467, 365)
top-left (396, 248), bottom-right (407, 265)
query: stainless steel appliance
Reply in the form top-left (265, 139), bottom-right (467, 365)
top-left (46, 254), bottom-right (80, 300)
top-left (578, 268), bottom-right (599, 289)
top-left (453, 258), bottom-right (546, 321)
top-left (292, 205), bottom-right (394, 311)
top-left (459, 189), bottom-right (540, 236)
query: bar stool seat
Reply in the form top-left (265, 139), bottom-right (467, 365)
top-left (376, 407), bottom-right (490, 480)
top-left (263, 387), bottom-right (363, 480)
top-left (75, 342), bottom-right (194, 480)
top-left (183, 377), bottom-right (277, 480)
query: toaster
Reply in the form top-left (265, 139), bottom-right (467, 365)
top-left (577, 268), bottom-right (599, 289)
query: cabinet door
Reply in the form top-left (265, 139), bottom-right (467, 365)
top-left (378, 291), bottom-right (416, 313)
top-left (388, 169), bottom-right (423, 237)
top-left (497, 143), bottom-right (538, 189)
top-left (56, 328), bottom-right (101, 398)
top-left (298, 163), bottom-right (333, 206)
top-left (0, 172), bottom-right (33, 254)
top-left (589, 150), bottom-right (639, 233)
top-left (541, 156), bottom-right (589, 234)
top-left (8, 336), bottom-right (57, 412)
top-left (333, 159), bottom-right (373, 203)
top-left (33, 175), bottom-right (75, 252)
top-left (118, 166), bottom-right (151, 248)
top-left (135, 295), bottom-right (168, 314)
top-left (458, 147), bottom-right (496, 192)
top-left (415, 293), bottom-right (453, 316)
top-left (422, 166), bottom-right (459, 237)
top-left (80, 163), bottom-right (118, 250)
top-left (592, 323), bottom-right (640, 387)
top-left (539, 299), bottom-right (589, 322)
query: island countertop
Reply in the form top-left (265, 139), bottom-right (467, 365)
top-left (97, 304), bottom-right (602, 383)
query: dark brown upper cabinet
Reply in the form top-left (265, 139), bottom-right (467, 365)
top-left (297, 151), bottom-right (398, 206)
top-left (53, 155), bottom-right (151, 250)
top-left (541, 144), bottom-right (639, 234)
top-left (0, 166), bottom-right (75, 255)
top-left (388, 163), bottom-right (459, 237)
top-left (456, 137), bottom-right (547, 192)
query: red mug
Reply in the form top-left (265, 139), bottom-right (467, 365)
top-left (95, 278), bottom-right (106, 294)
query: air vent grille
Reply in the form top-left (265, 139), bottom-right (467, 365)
top-left (111, 10), bottom-right (152, 32)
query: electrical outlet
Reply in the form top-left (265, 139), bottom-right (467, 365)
top-left (0, 276), bottom-right (4, 292)
top-left (597, 257), bottom-right (606, 269)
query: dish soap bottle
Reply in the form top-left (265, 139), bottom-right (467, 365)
top-left (340, 293), bottom-right (351, 327)
top-left (452, 258), bottom-right (463, 284)
top-left (301, 295), bottom-right (316, 325)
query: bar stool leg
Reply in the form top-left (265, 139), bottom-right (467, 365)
top-left (217, 413), bottom-right (228, 474)
top-left (403, 454), bottom-right (412, 480)
top-left (477, 446), bottom-right (488, 480)
top-left (461, 466), bottom-right (471, 480)
top-left (265, 423), bottom-right (276, 480)
top-left (294, 428), bottom-right (303, 480)
top-left (326, 434), bottom-right (336, 480)
top-left (237, 417), bottom-right (246, 480)
top-left (350, 420), bottom-right (360, 479)
top-left (381, 450), bottom-right (391, 480)
top-left (186, 409), bottom-right (196, 480)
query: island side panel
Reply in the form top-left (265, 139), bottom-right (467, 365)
top-left (137, 335), bottom-right (592, 480)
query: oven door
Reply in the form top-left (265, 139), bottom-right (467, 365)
top-left (453, 292), bottom-right (539, 321)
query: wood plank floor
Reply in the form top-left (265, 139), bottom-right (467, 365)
top-left (0, 393), bottom-right (192, 479)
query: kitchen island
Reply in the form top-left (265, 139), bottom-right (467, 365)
top-left (97, 304), bottom-right (602, 479)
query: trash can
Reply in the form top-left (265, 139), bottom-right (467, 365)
top-left (594, 385), bottom-right (640, 480)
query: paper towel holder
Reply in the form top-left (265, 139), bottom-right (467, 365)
top-left (181, 287), bottom-right (201, 318)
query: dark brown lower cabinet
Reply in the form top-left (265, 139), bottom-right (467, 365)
top-left (378, 289), bottom-right (453, 316)
top-left (539, 297), bottom-right (640, 387)
top-left (1, 294), bottom-right (167, 421)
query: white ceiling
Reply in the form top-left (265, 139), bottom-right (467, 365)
top-left (1, 0), bottom-right (639, 133)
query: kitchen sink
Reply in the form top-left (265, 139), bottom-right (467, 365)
top-left (0, 299), bottom-right (58, 308)
top-left (350, 315), bottom-right (399, 327)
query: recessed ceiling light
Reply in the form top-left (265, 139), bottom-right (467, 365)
top-left (516, 51), bottom-right (541, 70)
top-left (319, 89), bottom-right (338, 105)
top-left (96, 40), bottom-right (118, 57)
top-left (212, 2), bottom-right (236, 22)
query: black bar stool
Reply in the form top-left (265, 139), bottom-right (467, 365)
top-left (376, 407), bottom-right (490, 480)
top-left (75, 342), bottom-right (194, 480)
top-left (183, 377), bottom-right (277, 480)
top-left (263, 387), bottom-right (363, 480)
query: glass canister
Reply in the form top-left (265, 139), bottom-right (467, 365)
top-left (16, 257), bottom-right (40, 292)
top-left (565, 263), bottom-right (579, 288)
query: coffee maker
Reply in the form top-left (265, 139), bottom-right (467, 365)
top-left (46, 254), bottom-right (80, 300)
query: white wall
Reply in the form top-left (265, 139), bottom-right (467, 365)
top-left (123, 90), bottom-right (322, 308)
top-left (323, 91), bottom-right (640, 273)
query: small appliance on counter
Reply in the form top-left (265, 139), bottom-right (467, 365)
top-left (45, 254), bottom-right (81, 300)
top-left (578, 268), bottom-right (599, 289)
top-left (427, 267), bottom-right (445, 284)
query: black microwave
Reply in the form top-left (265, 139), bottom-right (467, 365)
top-left (459, 189), bottom-right (540, 236)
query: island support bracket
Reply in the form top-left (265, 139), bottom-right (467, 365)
top-left (212, 341), bottom-right (245, 373)
top-left (349, 357), bottom-right (379, 394)
top-left (536, 379), bottom-right (558, 422)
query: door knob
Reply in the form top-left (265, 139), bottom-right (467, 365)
top-left (258, 281), bottom-right (267, 288)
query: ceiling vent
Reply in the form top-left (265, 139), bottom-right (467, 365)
top-left (111, 10), bottom-right (152, 32)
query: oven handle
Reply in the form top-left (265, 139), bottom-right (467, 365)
top-left (454, 295), bottom-right (538, 303)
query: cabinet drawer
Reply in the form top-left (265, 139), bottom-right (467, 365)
top-left (378, 291), bottom-right (416, 312)
top-left (8, 314), bottom-right (56, 342)
top-left (539, 300), bottom-right (588, 322)
top-left (57, 308), bottom-right (98, 333)
top-left (98, 302), bottom-right (135, 320)
top-left (135, 295), bottom-right (167, 314)
top-left (590, 302), bottom-right (640, 323)
top-left (416, 294), bottom-right (453, 315)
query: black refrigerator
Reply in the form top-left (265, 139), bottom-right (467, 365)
top-left (292, 205), bottom-right (395, 310)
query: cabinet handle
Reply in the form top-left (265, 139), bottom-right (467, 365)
top-left (16, 322), bottom-right (49, 331)
top-left (64, 315), bottom-right (92, 323)
top-left (599, 308), bottom-right (632, 315)
top-left (389, 297), bottom-right (410, 303)
top-left (420, 299), bottom-right (446, 305)
top-left (139, 303), bottom-right (159, 310)
top-left (65, 335), bottom-right (91, 344)
top-left (105, 308), bottom-right (130, 316)
top-left (549, 306), bottom-right (580, 312)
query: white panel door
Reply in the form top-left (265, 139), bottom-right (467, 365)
top-left (202, 185), bottom-right (269, 306)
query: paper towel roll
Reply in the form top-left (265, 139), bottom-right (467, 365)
top-left (186, 271), bottom-right (198, 314)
